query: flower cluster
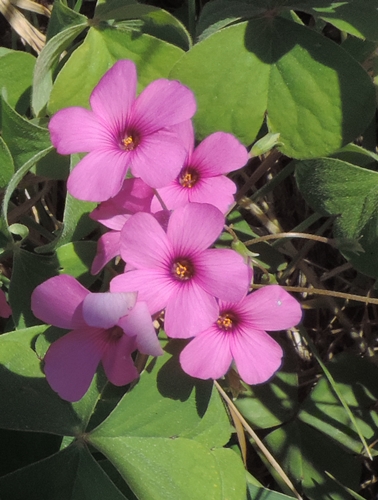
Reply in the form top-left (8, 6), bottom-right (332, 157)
top-left (32, 60), bottom-right (302, 402)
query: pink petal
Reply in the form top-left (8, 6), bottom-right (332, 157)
top-left (230, 327), bottom-right (283, 384)
top-left (131, 79), bottom-right (196, 134)
top-left (90, 205), bottom-right (131, 231)
top-left (82, 292), bottom-right (137, 328)
top-left (120, 212), bottom-right (172, 269)
top-left (164, 282), bottom-right (218, 338)
top-left (167, 203), bottom-right (225, 255)
top-left (117, 301), bottom-right (163, 356)
top-left (129, 129), bottom-right (186, 188)
top-left (151, 183), bottom-right (189, 212)
top-left (191, 132), bottom-right (248, 175)
top-left (91, 231), bottom-right (122, 275)
top-left (67, 149), bottom-right (129, 202)
top-left (188, 176), bottom-right (237, 214)
top-left (179, 326), bottom-right (233, 380)
top-left (194, 249), bottom-right (250, 302)
top-left (175, 120), bottom-right (195, 153)
top-left (0, 289), bottom-right (11, 318)
top-left (31, 275), bottom-right (89, 329)
top-left (44, 327), bottom-right (105, 402)
top-left (109, 177), bottom-right (154, 214)
top-left (90, 60), bottom-right (137, 136)
top-left (110, 269), bottom-right (175, 315)
top-left (48, 108), bottom-right (111, 155)
top-left (101, 334), bottom-right (139, 386)
top-left (240, 286), bottom-right (302, 331)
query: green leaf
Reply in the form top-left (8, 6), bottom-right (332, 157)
top-left (48, 25), bottom-right (185, 113)
top-left (247, 483), bottom-right (296, 500)
top-left (235, 369), bottom-right (298, 429)
top-left (32, 10), bottom-right (88, 116)
top-left (0, 136), bottom-right (14, 189)
top-left (88, 349), bottom-right (246, 499)
top-left (0, 50), bottom-right (35, 127)
top-left (46, 0), bottom-right (88, 40)
top-left (264, 420), bottom-right (361, 500)
top-left (1, 98), bottom-right (51, 170)
top-left (171, 17), bottom-right (375, 158)
top-left (295, 157), bottom-right (378, 277)
top-left (305, 0), bottom-right (378, 41)
top-left (0, 443), bottom-right (128, 500)
top-left (94, 0), bottom-right (191, 51)
top-left (9, 248), bottom-right (59, 328)
top-left (298, 353), bottom-right (378, 456)
top-left (56, 241), bottom-right (98, 287)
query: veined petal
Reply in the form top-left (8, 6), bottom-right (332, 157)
top-left (109, 177), bottom-right (154, 213)
top-left (83, 292), bottom-right (137, 328)
top-left (131, 79), bottom-right (196, 134)
top-left (230, 327), bottom-right (283, 384)
top-left (151, 184), bottom-right (189, 212)
top-left (176, 120), bottom-right (195, 154)
top-left (110, 269), bottom-right (174, 315)
top-left (67, 149), bottom-right (129, 202)
top-left (167, 203), bottom-right (224, 255)
top-left (130, 129), bottom-right (186, 188)
top-left (31, 275), bottom-right (89, 329)
top-left (239, 286), bottom-right (302, 331)
top-left (91, 231), bottom-right (122, 275)
top-left (120, 212), bottom-right (172, 269)
top-left (90, 205), bottom-right (131, 231)
top-left (191, 132), bottom-right (248, 176)
top-left (179, 326), bottom-right (232, 380)
top-left (188, 176), bottom-right (237, 214)
top-left (195, 249), bottom-right (250, 302)
top-left (101, 334), bottom-right (139, 386)
top-left (164, 282), bottom-right (218, 338)
top-left (44, 327), bottom-right (105, 402)
top-left (117, 301), bottom-right (163, 356)
top-left (49, 107), bottom-right (111, 154)
top-left (90, 60), bottom-right (137, 136)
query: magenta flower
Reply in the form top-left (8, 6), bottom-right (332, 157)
top-left (179, 286), bottom-right (302, 384)
top-left (90, 178), bottom-right (154, 274)
top-left (31, 275), bottom-right (163, 402)
top-left (49, 60), bottom-right (197, 202)
top-left (0, 289), bottom-right (11, 318)
top-left (151, 121), bottom-right (248, 213)
top-left (110, 203), bottom-right (250, 339)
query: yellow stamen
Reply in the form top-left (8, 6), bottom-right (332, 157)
top-left (179, 168), bottom-right (199, 188)
top-left (217, 314), bottom-right (234, 331)
top-left (122, 135), bottom-right (137, 151)
top-left (172, 259), bottom-right (193, 280)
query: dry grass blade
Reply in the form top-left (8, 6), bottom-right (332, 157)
top-left (0, 0), bottom-right (45, 53)
top-left (214, 380), bottom-right (303, 500)
top-left (9, 0), bottom-right (50, 16)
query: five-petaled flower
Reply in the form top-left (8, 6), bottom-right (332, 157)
top-left (179, 285), bottom-right (302, 384)
top-left (31, 275), bottom-right (163, 402)
top-left (110, 203), bottom-right (250, 339)
top-left (49, 60), bottom-right (197, 202)
top-left (152, 121), bottom-right (249, 213)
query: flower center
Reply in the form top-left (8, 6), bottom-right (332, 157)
top-left (122, 132), bottom-right (139, 151)
top-left (217, 312), bottom-right (236, 331)
top-left (179, 167), bottom-right (199, 188)
top-left (171, 259), bottom-right (194, 281)
top-left (106, 325), bottom-right (124, 343)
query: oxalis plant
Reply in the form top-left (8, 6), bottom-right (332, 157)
top-left (0, 0), bottom-right (378, 499)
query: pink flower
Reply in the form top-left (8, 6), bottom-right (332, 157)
top-left (0, 289), bottom-right (11, 318)
top-left (49, 60), bottom-right (197, 202)
top-left (110, 203), bottom-right (250, 339)
top-left (151, 121), bottom-right (248, 213)
top-left (31, 275), bottom-right (163, 402)
top-left (90, 178), bottom-right (154, 274)
top-left (179, 286), bottom-right (302, 384)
